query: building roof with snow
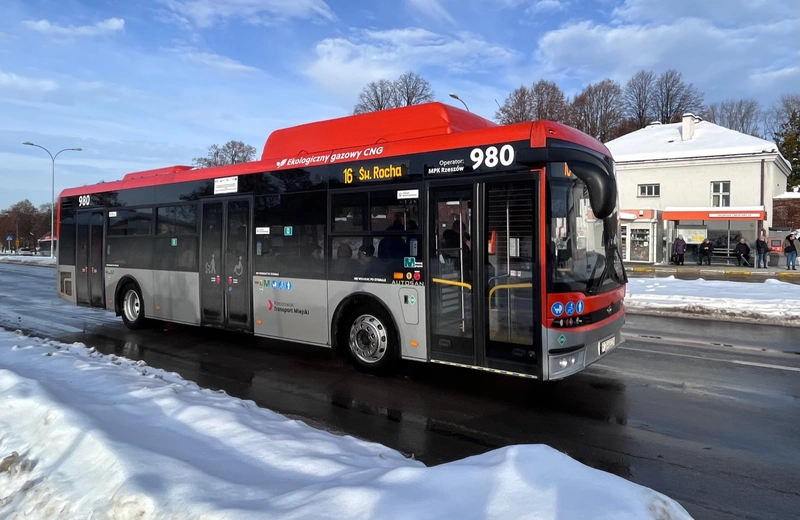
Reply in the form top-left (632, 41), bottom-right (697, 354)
top-left (606, 113), bottom-right (789, 167)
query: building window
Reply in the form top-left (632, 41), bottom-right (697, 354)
top-left (711, 181), bottom-right (730, 207)
top-left (638, 184), bottom-right (660, 197)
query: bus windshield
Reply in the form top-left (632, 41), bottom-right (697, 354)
top-left (549, 165), bottom-right (626, 294)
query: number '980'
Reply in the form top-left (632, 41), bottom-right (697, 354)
top-left (78, 195), bottom-right (91, 206)
top-left (470, 144), bottom-right (515, 169)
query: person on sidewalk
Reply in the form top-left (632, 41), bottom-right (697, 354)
top-left (755, 233), bottom-right (769, 268)
top-left (784, 233), bottom-right (798, 270)
top-left (698, 238), bottom-right (713, 265)
top-left (734, 238), bottom-right (751, 267)
top-left (672, 235), bottom-right (686, 265)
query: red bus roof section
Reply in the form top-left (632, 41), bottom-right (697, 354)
top-left (59, 102), bottom-right (612, 199)
top-left (261, 102), bottom-right (497, 160)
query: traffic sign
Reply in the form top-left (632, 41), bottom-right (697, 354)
top-left (5, 235), bottom-right (12, 242)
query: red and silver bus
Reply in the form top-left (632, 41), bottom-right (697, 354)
top-left (56, 102), bottom-right (627, 380)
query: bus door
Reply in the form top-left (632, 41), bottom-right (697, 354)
top-left (75, 210), bottom-right (105, 308)
top-left (483, 179), bottom-right (539, 375)
top-left (200, 199), bottom-right (252, 331)
top-left (428, 185), bottom-right (477, 366)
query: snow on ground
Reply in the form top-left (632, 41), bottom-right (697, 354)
top-left (0, 255), bottom-right (56, 267)
top-left (0, 329), bottom-right (692, 520)
top-left (625, 276), bottom-right (799, 324)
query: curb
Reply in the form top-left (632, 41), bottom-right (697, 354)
top-left (0, 259), bottom-right (57, 269)
top-left (624, 308), bottom-right (800, 328)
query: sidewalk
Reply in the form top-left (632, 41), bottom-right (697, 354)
top-left (625, 261), bottom-right (800, 281)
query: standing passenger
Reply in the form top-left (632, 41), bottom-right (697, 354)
top-left (755, 233), bottom-right (769, 269)
top-left (784, 233), bottom-right (798, 270)
top-left (672, 235), bottom-right (686, 266)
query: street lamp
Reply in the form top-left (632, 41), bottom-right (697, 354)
top-left (22, 142), bottom-right (82, 258)
top-left (449, 93), bottom-right (469, 112)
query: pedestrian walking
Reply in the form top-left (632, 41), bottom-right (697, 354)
top-left (698, 238), bottom-right (713, 265)
top-left (672, 235), bottom-right (686, 265)
top-left (755, 233), bottom-right (769, 269)
top-left (784, 233), bottom-right (798, 270)
top-left (734, 238), bottom-right (751, 267)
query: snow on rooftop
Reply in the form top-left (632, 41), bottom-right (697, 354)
top-left (607, 119), bottom-right (782, 163)
top-left (774, 191), bottom-right (800, 199)
top-left (0, 329), bottom-right (692, 520)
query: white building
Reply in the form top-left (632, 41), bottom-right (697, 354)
top-left (606, 113), bottom-right (792, 263)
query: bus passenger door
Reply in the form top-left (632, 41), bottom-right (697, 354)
top-left (428, 185), bottom-right (477, 366)
top-left (483, 179), bottom-right (539, 375)
top-left (76, 210), bottom-right (105, 308)
top-left (200, 200), bottom-right (252, 331)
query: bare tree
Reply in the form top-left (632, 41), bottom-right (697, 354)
top-left (650, 69), bottom-right (705, 124)
top-left (530, 80), bottom-right (569, 122)
top-left (353, 73), bottom-right (435, 114)
top-left (623, 70), bottom-right (656, 128)
top-left (703, 98), bottom-right (762, 136)
top-left (764, 93), bottom-right (800, 141)
top-left (494, 86), bottom-right (534, 125)
top-left (392, 71), bottom-right (435, 107)
top-left (192, 140), bottom-right (257, 168)
top-left (569, 79), bottom-right (625, 142)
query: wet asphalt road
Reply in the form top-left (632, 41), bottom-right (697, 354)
top-left (0, 263), bottom-right (798, 520)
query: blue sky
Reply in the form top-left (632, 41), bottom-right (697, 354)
top-left (1, 0), bottom-right (798, 210)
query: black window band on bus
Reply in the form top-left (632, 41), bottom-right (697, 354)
top-left (516, 141), bottom-right (617, 220)
top-left (253, 191), bottom-right (327, 280)
top-left (107, 208), bottom-right (153, 236)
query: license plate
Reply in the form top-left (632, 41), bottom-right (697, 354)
top-left (599, 336), bottom-right (616, 354)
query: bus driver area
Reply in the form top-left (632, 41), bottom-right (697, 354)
top-left (55, 102), bottom-right (626, 381)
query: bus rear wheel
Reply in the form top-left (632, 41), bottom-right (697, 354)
top-left (343, 305), bottom-right (396, 374)
top-left (120, 284), bottom-right (147, 330)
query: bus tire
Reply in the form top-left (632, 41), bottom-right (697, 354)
top-left (120, 283), bottom-right (147, 330)
top-left (341, 304), bottom-right (397, 374)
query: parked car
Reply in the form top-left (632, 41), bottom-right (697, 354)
top-left (18, 247), bottom-right (33, 256)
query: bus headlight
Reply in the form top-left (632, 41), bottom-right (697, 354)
top-left (549, 348), bottom-right (586, 377)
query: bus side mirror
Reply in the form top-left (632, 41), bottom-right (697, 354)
top-left (566, 161), bottom-right (616, 220)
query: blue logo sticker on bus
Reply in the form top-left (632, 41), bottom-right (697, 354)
top-left (576, 300), bottom-right (585, 314)
top-left (278, 281), bottom-right (285, 290)
top-left (271, 280), bottom-right (278, 289)
top-left (551, 302), bottom-right (564, 316)
top-left (286, 281), bottom-right (293, 291)
top-left (565, 301), bottom-right (575, 316)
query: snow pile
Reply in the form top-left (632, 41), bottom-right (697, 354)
top-left (625, 277), bottom-right (799, 324)
top-left (0, 330), bottom-right (692, 520)
top-left (0, 255), bottom-right (57, 267)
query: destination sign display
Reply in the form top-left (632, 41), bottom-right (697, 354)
top-left (343, 160), bottom-right (408, 184)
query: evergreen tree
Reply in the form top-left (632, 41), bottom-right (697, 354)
top-left (774, 109), bottom-right (800, 189)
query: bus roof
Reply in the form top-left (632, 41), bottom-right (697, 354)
top-left (59, 102), bottom-right (611, 199)
top-left (261, 102), bottom-right (497, 160)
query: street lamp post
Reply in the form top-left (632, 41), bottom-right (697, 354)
top-left (449, 93), bottom-right (469, 112)
top-left (23, 142), bottom-right (82, 258)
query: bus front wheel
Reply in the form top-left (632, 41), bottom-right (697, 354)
top-left (120, 284), bottom-right (147, 330)
top-left (343, 305), bottom-right (396, 374)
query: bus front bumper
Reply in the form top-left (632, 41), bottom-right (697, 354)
top-left (543, 309), bottom-right (625, 380)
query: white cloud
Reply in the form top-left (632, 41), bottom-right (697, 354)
top-left (0, 71), bottom-right (58, 92)
top-left (612, 0), bottom-right (797, 25)
top-left (305, 28), bottom-right (520, 96)
top-left (177, 50), bottom-right (261, 73)
top-left (161, 0), bottom-right (335, 28)
top-left (749, 65), bottom-right (800, 87)
top-left (22, 18), bottom-right (125, 37)
top-left (532, 0), bottom-right (564, 12)
top-left (405, 0), bottom-right (455, 24)
top-left (533, 18), bottom-right (800, 101)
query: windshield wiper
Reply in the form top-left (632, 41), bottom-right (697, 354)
top-left (585, 256), bottom-right (607, 295)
